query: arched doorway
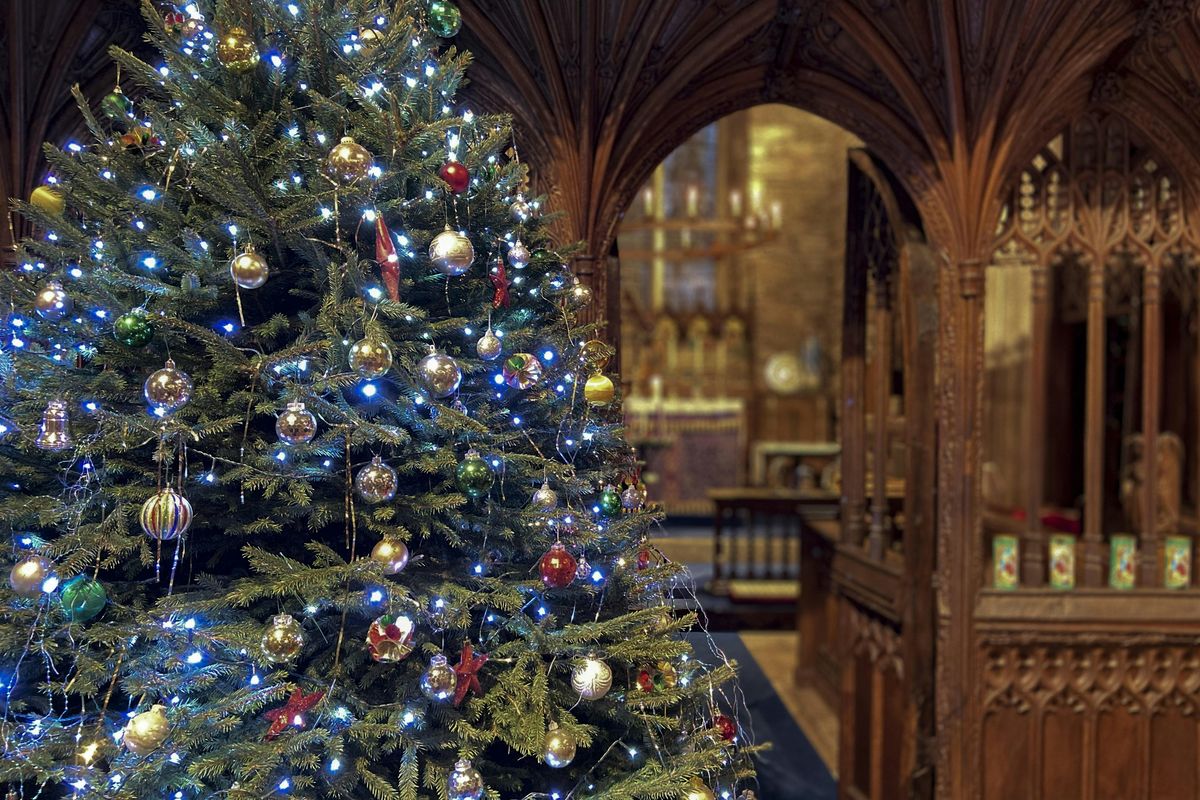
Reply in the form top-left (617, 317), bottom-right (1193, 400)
top-left (606, 102), bottom-right (938, 797)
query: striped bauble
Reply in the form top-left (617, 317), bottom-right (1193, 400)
top-left (139, 488), bottom-right (193, 541)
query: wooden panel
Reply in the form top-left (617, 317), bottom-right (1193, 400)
top-left (851, 655), bottom-right (873, 793)
top-left (982, 709), bottom-right (1032, 800)
top-left (1095, 709), bottom-right (1142, 800)
top-left (1149, 709), bottom-right (1197, 800)
top-left (880, 668), bottom-right (905, 800)
top-left (1042, 711), bottom-right (1083, 800)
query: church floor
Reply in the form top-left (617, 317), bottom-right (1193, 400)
top-left (657, 529), bottom-right (839, 795)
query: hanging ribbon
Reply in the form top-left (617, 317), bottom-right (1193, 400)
top-left (374, 215), bottom-right (401, 302)
top-left (489, 253), bottom-right (510, 309)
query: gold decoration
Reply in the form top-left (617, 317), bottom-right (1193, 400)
top-left (123, 705), bottom-right (170, 756)
top-left (355, 456), bottom-right (397, 503)
top-left (348, 336), bottom-right (393, 378)
top-left (584, 373), bottom-right (615, 406)
top-left (370, 539), bottom-right (410, 575)
top-left (324, 136), bottom-right (373, 184)
top-left (217, 26), bottom-right (260, 72)
top-left (260, 614), bottom-right (306, 663)
top-left (543, 722), bottom-right (578, 768)
top-left (579, 339), bottom-right (612, 370)
top-left (30, 185), bottom-right (65, 217)
top-left (683, 779), bottom-right (716, 800)
top-left (9, 554), bottom-right (53, 597)
top-left (230, 246), bottom-right (269, 289)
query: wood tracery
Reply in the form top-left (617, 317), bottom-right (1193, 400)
top-left (989, 112), bottom-right (1200, 590)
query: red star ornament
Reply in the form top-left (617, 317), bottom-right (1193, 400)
top-left (451, 642), bottom-right (488, 706)
top-left (262, 687), bottom-right (325, 740)
top-left (489, 254), bottom-right (510, 308)
top-left (374, 215), bottom-right (401, 302)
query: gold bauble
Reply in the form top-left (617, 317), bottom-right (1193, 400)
top-left (656, 660), bottom-right (678, 688)
top-left (428, 226), bottom-right (475, 276)
top-left (348, 336), bottom-right (393, 378)
top-left (123, 705), bottom-right (170, 755)
top-left (30, 185), bottom-right (65, 217)
top-left (370, 539), bottom-right (410, 575)
top-left (476, 327), bottom-right (502, 361)
top-left (230, 247), bottom-right (269, 289)
top-left (217, 26), bottom-right (260, 73)
top-left (260, 614), bottom-right (306, 663)
top-left (570, 656), bottom-right (612, 700)
top-left (9, 554), bottom-right (53, 598)
top-left (324, 136), bottom-right (373, 184)
top-left (683, 779), bottom-right (716, 800)
top-left (544, 722), bottom-right (578, 768)
top-left (530, 480), bottom-right (558, 512)
top-left (579, 339), bottom-right (612, 370)
top-left (34, 280), bottom-right (72, 321)
top-left (584, 373), bottom-right (615, 406)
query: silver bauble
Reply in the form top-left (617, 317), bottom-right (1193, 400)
top-left (428, 227), bottom-right (475, 276)
top-left (144, 359), bottom-right (194, 412)
top-left (35, 399), bottom-right (72, 451)
top-left (419, 653), bottom-right (458, 701)
top-left (510, 197), bottom-right (532, 222)
top-left (34, 280), bottom-right (72, 321)
top-left (448, 759), bottom-right (485, 800)
top-left (507, 239), bottom-right (531, 269)
top-left (416, 349), bottom-right (462, 398)
top-left (570, 655), bottom-right (613, 700)
top-left (276, 402), bottom-right (317, 444)
top-left (565, 277), bottom-right (593, 310)
top-left (355, 455), bottom-right (397, 504)
top-left (531, 481), bottom-right (558, 512)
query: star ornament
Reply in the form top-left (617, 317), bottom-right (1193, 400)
top-left (263, 687), bottom-right (325, 740)
top-left (452, 642), bottom-right (488, 706)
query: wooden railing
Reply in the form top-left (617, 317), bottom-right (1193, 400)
top-left (708, 488), bottom-right (838, 588)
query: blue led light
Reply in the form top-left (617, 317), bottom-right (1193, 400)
top-left (360, 382), bottom-right (378, 398)
top-left (138, 186), bottom-right (159, 201)
top-left (493, 374), bottom-right (505, 385)
top-left (185, 651), bottom-right (203, 665)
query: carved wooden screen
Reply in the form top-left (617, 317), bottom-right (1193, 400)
top-left (834, 149), bottom-right (936, 800)
top-left (987, 113), bottom-right (1200, 589)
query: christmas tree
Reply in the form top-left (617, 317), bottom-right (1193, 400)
top-left (0, 2), bottom-right (756, 798)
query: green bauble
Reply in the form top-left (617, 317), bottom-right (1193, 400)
top-left (428, 1), bottom-right (462, 37)
top-left (456, 449), bottom-right (494, 499)
top-left (60, 576), bottom-right (107, 622)
top-left (114, 311), bottom-right (154, 347)
top-left (597, 485), bottom-right (622, 518)
top-left (101, 90), bottom-right (133, 123)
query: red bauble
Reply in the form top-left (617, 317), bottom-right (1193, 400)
top-left (636, 548), bottom-right (652, 570)
top-left (713, 713), bottom-right (737, 741)
top-left (636, 668), bottom-right (654, 693)
top-left (438, 160), bottom-right (470, 193)
top-left (539, 542), bottom-right (577, 589)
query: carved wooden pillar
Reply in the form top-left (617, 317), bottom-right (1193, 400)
top-left (842, 186), bottom-right (868, 546)
top-left (867, 268), bottom-right (892, 559)
top-left (1082, 255), bottom-right (1106, 586)
top-left (1022, 261), bottom-right (1050, 585)
top-left (1139, 258), bottom-right (1162, 586)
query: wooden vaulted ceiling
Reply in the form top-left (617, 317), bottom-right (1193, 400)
top-left (456, 0), bottom-right (1169, 262)
top-left (3, 0), bottom-right (1200, 263)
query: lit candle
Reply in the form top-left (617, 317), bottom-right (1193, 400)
top-left (686, 185), bottom-right (699, 218)
top-left (642, 186), bottom-right (654, 216)
top-left (729, 188), bottom-right (743, 217)
top-left (770, 200), bottom-right (783, 230)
